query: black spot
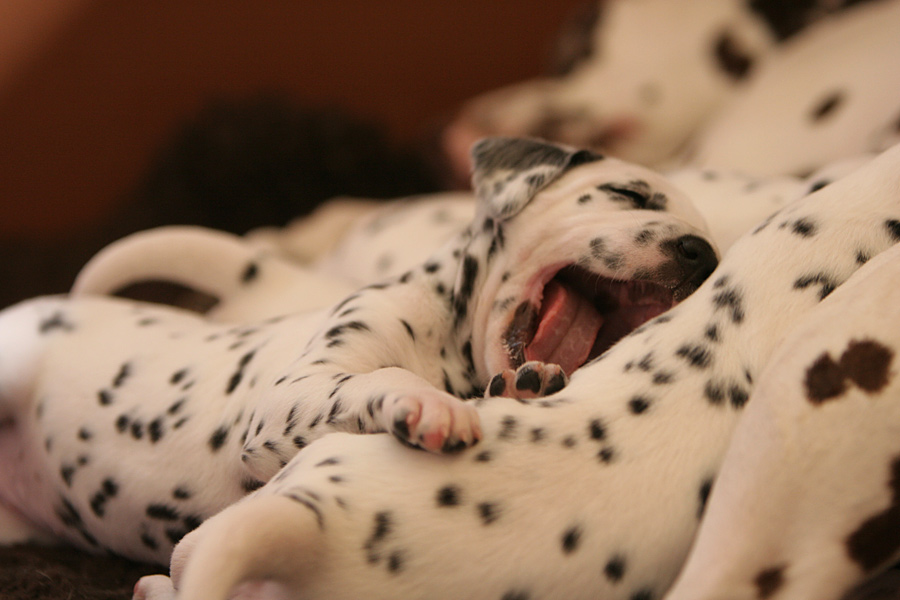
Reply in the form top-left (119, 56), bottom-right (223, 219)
top-left (102, 478), bottom-right (118, 497)
top-left (140, 533), bottom-right (158, 550)
top-left (78, 428), bottom-right (92, 441)
top-left (316, 457), bottom-right (341, 467)
top-left (676, 344), bottom-right (712, 369)
top-left (112, 362), bottom-right (132, 388)
top-left (148, 418), bottom-right (165, 443)
top-left (146, 504), bottom-right (179, 521)
top-left (530, 427), bottom-right (546, 443)
top-left (327, 398), bottom-right (344, 424)
top-left (652, 371), bottom-right (674, 385)
top-left (165, 528), bottom-right (188, 545)
top-left (604, 554), bottom-right (627, 583)
top-left (628, 397), bottom-right (651, 414)
top-left (698, 477), bottom-right (714, 518)
top-left (293, 435), bottom-right (307, 449)
top-left (238, 262), bottom-right (259, 284)
top-left (589, 419), bottom-right (606, 441)
top-left (437, 485), bottom-right (462, 507)
top-left (183, 515), bottom-right (202, 531)
top-left (630, 588), bottom-right (655, 600)
top-left (89, 493), bottom-right (107, 517)
top-left (60, 465), bottom-right (75, 487)
top-left (705, 324), bottom-right (719, 342)
top-left (729, 385), bottom-right (749, 409)
top-left (55, 497), bottom-right (83, 527)
top-left (242, 478), bottom-right (264, 492)
top-left (598, 447), bottom-right (616, 463)
top-left (387, 551), bottom-right (404, 573)
top-left (115, 414), bottom-right (129, 433)
top-left (130, 420), bottom-right (144, 440)
top-left (808, 179), bottom-right (830, 194)
top-left (791, 218), bottom-right (817, 238)
top-left (363, 510), bottom-right (393, 563)
top-left (755, 565), bottom-right (786, 599)
top-left (172, 487), bottom-right (191, 500)
top-left (499, 416), bottom-right (518, 439)
top-left (39, 312), bottom-right (75, 334)
top-left (501, 591), bottom-right (531, 600)
top-left (887, 219), bottom-right (900, 241)
top-left (209, 426), bottom-right (229, 451)
top-left (705, 381), bottom-right (725, 406)
top-left (477, 502), bottom-right (501, 525)
top-left (475, 450), bottom-right (493, 463)
top-left (810, 91), bottom-right (844, 122)
top-left (170, 369), bottom-right (188, 385)
top-left (713, 30), bottom-right (754, 80)
top-left (712, 288), bottom-right (745, 324)
top-left (167, 399), bottom-right (185, 415)
top-left (226, 350), bottom-right (257, 395)
top-left (457, 255), bottom-right (480, 303)
top-left (561, 525), bottom-right (583, 554)
top-left (97, 390), bottom-right (113, 406)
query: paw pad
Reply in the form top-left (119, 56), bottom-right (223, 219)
top-left (486, 361), bottom-right (568, 400)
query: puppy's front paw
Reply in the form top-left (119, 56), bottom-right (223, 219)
top-left (388, 391), bottom-right (482, 453)
top-left (486, 361), bottom-right (568, 400)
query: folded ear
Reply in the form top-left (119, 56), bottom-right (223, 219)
top-left (470, 137), bottom-right (604, 220)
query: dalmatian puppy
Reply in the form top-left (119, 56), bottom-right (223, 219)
top-left (664, 236), bottom-right (900, 600)
top-left (443, 0), bottom-right (896, 182)
top-left (72, 226), bottom-right (357, 320)
top-left (134, 144), bottom-right (900, 600)
top-left (0, 137), bottom-right (718, 565)
top-left (686, 0), bottom-right (900, 176)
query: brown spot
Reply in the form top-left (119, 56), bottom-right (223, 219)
top-left (755, 565), bottom-right (786, 599)
top-left (805, 354), bottom-right (846, 404)
top-left (840, 340), bottom-right (893, 393)
top-left (846, 456), bottom-right (900, 571)
top-left (805, 339), bottom-right (893, 404)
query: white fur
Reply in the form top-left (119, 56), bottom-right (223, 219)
top-left (141, 145), bottom-right (900, 599)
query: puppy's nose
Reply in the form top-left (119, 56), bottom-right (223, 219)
top-left (674, 235), bottom-right (718, 278)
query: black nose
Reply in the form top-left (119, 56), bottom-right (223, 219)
top-left (674, 234), bottom-right (718, 278)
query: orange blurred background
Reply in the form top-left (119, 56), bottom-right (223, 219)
top-left (0, 0), bottom-right (582, 240)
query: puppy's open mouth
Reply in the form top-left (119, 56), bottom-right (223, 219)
top-left (504, 266), bottom-right (678, 375)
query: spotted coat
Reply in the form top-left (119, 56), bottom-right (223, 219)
top-left (0, 137), bottom-right (716, 564)
top-left (140, 146), bottom-right (900, 598)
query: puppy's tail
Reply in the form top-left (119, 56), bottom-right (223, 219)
top-left (173, 495), bottom-right (325, 600)
top-left (72, 226), bottom-right (264, 307)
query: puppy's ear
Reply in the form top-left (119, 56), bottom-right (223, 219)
top-left (470, 137), bottom-right (603, 220)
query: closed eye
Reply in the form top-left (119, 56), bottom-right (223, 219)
top-left (598, 184), bottom-right (650, 209)
top-left (596, 181), bottom-right (668, 211)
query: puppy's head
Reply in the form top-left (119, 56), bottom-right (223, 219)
top-left (461, 137), bottom-right (719, 379)
top-left (443, 0), bottom-right (774, 183)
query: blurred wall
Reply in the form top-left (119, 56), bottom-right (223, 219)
top-left (0, 0), bottom-right (582, 239)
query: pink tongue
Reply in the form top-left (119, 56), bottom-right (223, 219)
top-left (524, 279), bottom-right (604, 376)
